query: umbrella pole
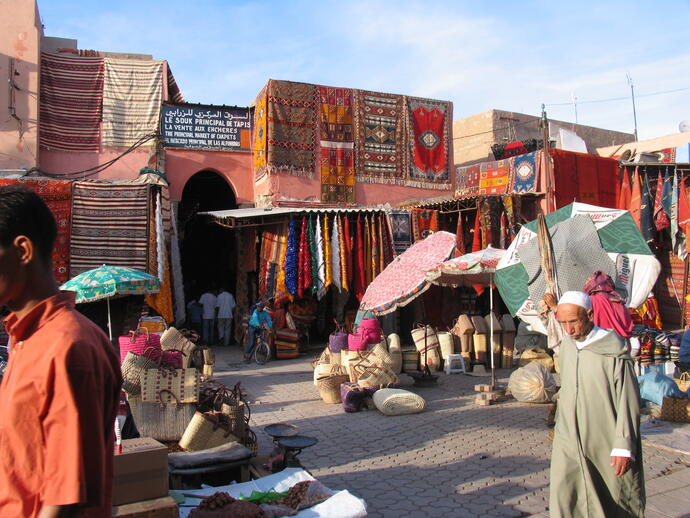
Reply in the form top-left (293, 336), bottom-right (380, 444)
top-left (490, 273), bottom-right (496, 389)
top-left (107, 297), bottom-right (113, 341)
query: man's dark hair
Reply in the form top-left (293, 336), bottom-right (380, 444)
top-left (0, 185), bottom-right (56, 264)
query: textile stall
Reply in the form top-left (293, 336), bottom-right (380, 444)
top-left (251, 79), bottom-right (454, 202)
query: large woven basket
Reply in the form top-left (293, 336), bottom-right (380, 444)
top-left (121, 352), bottom-right (158, 396)
top-left (179, 412), bottom-right (240, 451)
top-left (387, 334), bottom-right (403, 375)
top-left (437, 331), bottom-right (455, 360)
top-left (411, 325), bottom-right (439, 352)
top-left (372, 388), bottom-right (426, 416)
top-left (317, 374), bottom-right (349, 404)
top-left (354, 363), bottom-right (398, 389)
top-left (128, 395), bottom-right (196, 441)
top-left (660, 396), bottom-right (690, 423)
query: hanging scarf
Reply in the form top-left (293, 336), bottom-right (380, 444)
top-left (354, 214), bottom-right (366, 301)
top-left (617, 167), bottom-right (632, 210)
top-left (323, 213), bottom-right (332, 290)
top-left (338, 215), bottom-right (349, 292)
top-left (471, 205), bottom-right (482, 252)
top-left (364, 215), bottom-right (372, 286)
top-left (653, 171), bottom-right (670, 231)
top-left (479, 197), bottom-right (491, 248)
top-left (679, 174), bottom-right (690, 258)
top-left (641, 172), bottom-right (655, 243)
top-left (455, 211), bottom-right (466, 257)
top-left (629, 167), bottom-right (642, 229)
top-left (377, 214), bottom-right (385, 273)
top-left (671, 170), bottom-right (681, 256)
top-left (499, 210), bottom-right (509, 249)
top-left (584, 271), bottom-right (625, 303)
top-left (297, 216), bottom-right (311, 297)
top-left (382, 213), bottom-right (395, 266)
top-left (331, 213), bottom-right (342, 292)
top-left (343, 215), bottom-right (353, 284)
top-left (275, 224), bottom-right (290, 301)
top-left (370, 214), bottom-right (379, 279)
top-left (315, 215), bottom-right (327, 299)
top-left (308, 215), bottom-right (319, 295)
top-left (284, 219), bottom-right (299, 296)
top-left (155, 192), bottom-right (165, 282)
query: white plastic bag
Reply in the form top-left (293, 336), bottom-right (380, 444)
top-left (508, 362), bottom-right (558, 403)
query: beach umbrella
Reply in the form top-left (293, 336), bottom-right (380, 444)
top-left (61, 265), bottom-right (161, 339)
top-left (495, 202), bottom-right (661, 334)
top-left (359, 231), bottom-right (457, 316)
top-left (425, 246), bottom-right (506, 387)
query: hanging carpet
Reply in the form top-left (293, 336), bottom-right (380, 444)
top-left (319, 86), bottom-right (355, 203)
top-left (406, 97), bottom-right (452, 189)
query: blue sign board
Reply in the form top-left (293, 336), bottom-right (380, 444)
top-left (161, 105), bottom-right (251, 151)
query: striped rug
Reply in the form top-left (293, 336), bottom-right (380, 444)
top-left (102, 59), bottom-right (163, 147)
top-left (39, 53), bottom-right (104, 151)
top-left (70, 182), bottom-right (150, 275)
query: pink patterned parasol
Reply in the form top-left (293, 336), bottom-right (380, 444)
top-left (359, 231), bottom-right (457, 315)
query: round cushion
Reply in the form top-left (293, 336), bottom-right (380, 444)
top-left (372, 388), bottom-right (426, 416)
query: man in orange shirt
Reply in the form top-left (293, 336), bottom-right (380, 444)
top-left (0, 186), bottom-right (122, 517)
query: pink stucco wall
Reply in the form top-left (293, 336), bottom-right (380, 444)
top-left (0, 0), bottom-right (40, 171)
top-left (269, 173), bottom-right (455, 206)
top-left (165, 149), bottom-right (253, 203)
top-left (39, 148), bottom-right (150, 181)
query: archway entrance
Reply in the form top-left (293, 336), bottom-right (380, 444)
top-left (179, 170), bottom-right (237, 301)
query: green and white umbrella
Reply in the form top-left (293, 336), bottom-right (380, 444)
top-left (61, 265), bottom-right (160, 339)
top-left (495, 202), bottom-right (661, 334)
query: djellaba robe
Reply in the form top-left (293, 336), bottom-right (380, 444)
top-left (550, 329), bottom-right (645, 518)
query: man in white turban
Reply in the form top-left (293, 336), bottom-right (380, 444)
top-left (549, 291), bottom-right (645, 518)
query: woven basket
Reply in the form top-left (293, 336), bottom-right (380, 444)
top-left (317, 374), bottom-right (349, 404)
top-left (675, 372), bottom-right (690, 393)
top-left (121, 351), bottom-right (158, 396)
top-left (160, 327), bottom-right (197, 359)
top-left (401, 348), bottom-right (419, 373)
top-left (372, 388), bottom-right (426, 416)
top-left (220, 401), bottom-right (248, 439)
top-left (660, 396), bottom-right (690, 423)
top-left (354, 363), bottom-right (398, 389)
top-left (437, 331), bottom-right (455, 360)
top-left (367, 341), bottom-right (395, 371)
top-left (387, 334), bottom-right (403, 375)
top-left (179, 412), bottom-right (240, 451)
top-left (411, 325), bottom-right (439, 353)
top-left (128, 393), bottom-right (196, 441)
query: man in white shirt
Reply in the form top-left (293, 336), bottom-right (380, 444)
top-left (216, 289), bottom-right (236, 346)
top-left (198, 289), bottom-right (217, 345)
top-left (550, 291), bottom-right (644, 518)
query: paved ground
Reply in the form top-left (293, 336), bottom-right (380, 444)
top-left (213, 345), bottom-right (690, 518)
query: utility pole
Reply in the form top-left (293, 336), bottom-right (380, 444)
top-left (541, 104), bottom-right (553, 213)
top-left (626, 73), bottom-right (639, 141)
top-left (572, 92), bottom-right (578, 124)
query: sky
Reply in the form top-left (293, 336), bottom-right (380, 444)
top-left (37, 0), bottom-right (690, 140)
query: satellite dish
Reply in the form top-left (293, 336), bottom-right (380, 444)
top-left (680, 120), bottom-right (690, 132)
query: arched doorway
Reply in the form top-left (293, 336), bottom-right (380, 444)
top-left (179, 170), bottom-right (237, 301)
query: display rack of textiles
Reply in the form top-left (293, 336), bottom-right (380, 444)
top-left (251, 79), bottom-right (454, 196)
top-left (631, 325), bottom-right (683, 376)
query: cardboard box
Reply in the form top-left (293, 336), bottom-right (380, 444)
top-left (113, 438), bottom-right (168, 506)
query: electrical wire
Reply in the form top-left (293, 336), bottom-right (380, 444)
top-left (544, 85), bottom-right (690, 107)
top-left (452, 118), bottom-right (540, 140)
top-left (28, 134), bottom-right (159, 179)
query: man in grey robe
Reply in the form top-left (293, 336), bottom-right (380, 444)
top-left (550, 291), bottom-right (645, 518)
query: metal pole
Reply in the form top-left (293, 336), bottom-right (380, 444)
top-left (490, 273), bottom-right (496, 389)
top-left (572, 93), bottom-right (578, 124)
top-left (626, 73), bottom-right (639, 142)
top-left (107, 297), bottom-right (113, 341)
top-left (541, 104), bottom-right (553, 213)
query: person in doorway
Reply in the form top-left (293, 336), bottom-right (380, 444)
top-left (199, 287), bottom-right (217, 344)
top-left (0, 185), bottom-right (122, 517)
top-left (186, 295), bottom-right (203, 333)
top-left (244, 301), bottom-right (273, 362)
top-left (216, 287), bottom-right (236, 346)
top-left (550, 291), bottom-right (644, 518)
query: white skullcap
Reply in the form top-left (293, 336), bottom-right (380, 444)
top-left (557, 291), bottom-right (592, 310)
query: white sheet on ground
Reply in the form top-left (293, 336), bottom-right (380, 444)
top-left (176, 468), bottom-right (367, 518)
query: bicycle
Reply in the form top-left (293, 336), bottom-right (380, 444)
top-left (249, 327), bottom-right (271, 365)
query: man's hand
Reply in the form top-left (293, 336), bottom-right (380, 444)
top-left (542, 293), bottom-right (558, 312)
top-left (610, 456), bottom-right (631, 477)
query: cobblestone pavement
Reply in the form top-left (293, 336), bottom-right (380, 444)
top-left (213, 346), bottom-right (690, 518)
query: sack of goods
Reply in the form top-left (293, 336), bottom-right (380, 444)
top-left (373, 388), bottom-right (426, 416)
top-left (508, 362), bottom-right (558, 403)
top-left (518, 347), bottom-right (554, 372)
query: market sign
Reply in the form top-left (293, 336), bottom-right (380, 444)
top-left (160, 105), bottom-right (251, 151)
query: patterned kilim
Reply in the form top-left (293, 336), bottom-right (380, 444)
top-left (252, 85), bottom-right (268, 180)
top-left (479, 158), bottom-right (513, 194)
top-left (70, 182), bottom-right (150, 275)
top-left (39, 53), bottom-right (104, 151)
top-left (102, 59), bottom-right (163, 147)
top-left (267, 80), bottom-right (318, 177)
top-left (411, 209), bottom-right (439, 242)
top-left (455, 164), bottom-right (481, 196)
top-left (511, 150), bottom-right (541, 193)
top-left (165, 63), bottom-right (185, 103)
top-left (389, 211), bottom-right (412, 255)
top-left (0, 178), bottom-right (72, 283)
top-left (406, 97), bottom-right (452, 189)
top-left (354, 90), bottom-right (406, 185)
top-left (319, 86), bottom-right (355, 203)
